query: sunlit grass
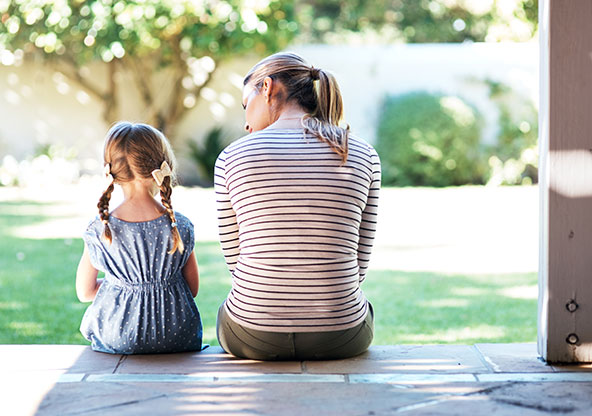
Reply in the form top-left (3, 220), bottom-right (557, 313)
top-left (0, 200), bottom-right (537, 346)
top-left (365, 269), bottom-right (537, 344)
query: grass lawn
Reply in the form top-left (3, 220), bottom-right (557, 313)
top-left (0, 199), bottom-right (537, 346)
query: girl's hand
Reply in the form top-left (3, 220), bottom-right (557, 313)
top-left (76, 245), bottom-right (102, 302)
top-left (182, 250), bottom-right (199, 297)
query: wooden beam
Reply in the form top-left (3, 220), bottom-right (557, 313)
top-left (538, 0), bottom-right (592, 363)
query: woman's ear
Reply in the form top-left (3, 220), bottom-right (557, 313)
top-left (262, 76), bottom-right (273, 103)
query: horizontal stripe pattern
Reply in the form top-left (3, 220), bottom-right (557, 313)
top-left (215, 129), bottom-right (381, 332)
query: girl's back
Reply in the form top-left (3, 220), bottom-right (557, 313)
top-left (80, 212), bottom-right (202, 354)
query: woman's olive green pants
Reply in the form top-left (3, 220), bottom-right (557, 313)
top-left (216, 302), bottom-right (374, 361)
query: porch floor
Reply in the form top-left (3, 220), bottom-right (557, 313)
top-left (3, 343), bottom-right (592, 415)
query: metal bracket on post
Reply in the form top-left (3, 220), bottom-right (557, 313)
top-left (566, 333), bottom-right (579, 345)
top-left (566, 300), bottom-right (579, 313)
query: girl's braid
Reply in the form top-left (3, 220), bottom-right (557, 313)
top-left (159, 176), bottom-right (184, 254)
top-left (98, 182), bottom-right (115, 244)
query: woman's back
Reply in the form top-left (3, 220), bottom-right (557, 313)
top-left (215, 129), bottom-right (380, 332)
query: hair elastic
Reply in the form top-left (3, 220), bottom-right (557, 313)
top-left (171, 222), bottom-right (178, 228)
top-left (310, 66), bottom-right (320, 80)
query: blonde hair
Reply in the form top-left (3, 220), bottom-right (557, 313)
top-left (99, 121), bottom-right (184, 254)
top-left (244, 52), bottom-right (349, 162)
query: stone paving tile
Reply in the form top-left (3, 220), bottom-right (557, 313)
top-left (116, 346), bottom-right (302, 374)
top-left (476, 372), bottom-right (592, 383)
top-left (473, 382), bottom-right (592, 415)
top-left (8, 344), bottom-right (592, 416)
top-left (33, 380), bottom-right (170, 416)
top-left (349, 373), bottom-right (477, 384)
top-left (73, 382), bottom-right (441, 416)
top-left (58, 373), bottom-right (86, 382)
top-left (394, 381), bottom-right (592, 415)
top-left (474, 343), bottom-right (553, 373)
top-left (0, 345), bottom-right (121, 373)
top-left (398, 394), bottom-right (548, 415)
top-left (304, 345), bottom-right (489, 374)
top-left (87, 373), bottom-right (345, 383)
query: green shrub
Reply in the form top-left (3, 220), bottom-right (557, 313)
top-left (187, 126), bottom-right (229, 186)
top-left (485, 80), bottom-right (538, 186)
top-left (376, 92), bottom-right (487, 187)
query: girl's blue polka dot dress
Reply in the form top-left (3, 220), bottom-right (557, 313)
top-left (80, 212), bottom-right (203, 354)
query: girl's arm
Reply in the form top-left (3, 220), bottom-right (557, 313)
top-left (182, 250), bottom-right (199, 297)
top-left (76, 245), bottom-right (103, 302)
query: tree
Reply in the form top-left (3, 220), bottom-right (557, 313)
top-left (296, 0), bottom-right (538, 44)
top-left (0, 0), bottom-right (297, 139)
top-left (0, 1), bottom-right (538, 142)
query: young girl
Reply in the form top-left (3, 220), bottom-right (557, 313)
top-left (76, 121), bottom-right (203, 354)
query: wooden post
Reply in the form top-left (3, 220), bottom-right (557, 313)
top-left (538, 0), bottom-right (592, 363)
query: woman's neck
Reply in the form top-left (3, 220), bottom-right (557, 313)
top-left (111, 179), bottom-right (165, 222)
top-left (266, 103), bottom-right (307, 130)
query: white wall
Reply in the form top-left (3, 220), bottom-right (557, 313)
top-left (291, 42), bottom-right (538, 145)
top-left (0, 62), bottom-right (106, 162)
top-left (0, 42), bottom-right (537, 181)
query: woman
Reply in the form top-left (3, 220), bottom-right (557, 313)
top-left (214, 52), bottom-right (380, 360)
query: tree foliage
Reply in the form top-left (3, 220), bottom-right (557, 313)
top-left (296, 0), bottom-right (538, 43)
top-left (0, 0), bottom-right (537, 142)
top-left (0, 0), bottom-right (297, 137)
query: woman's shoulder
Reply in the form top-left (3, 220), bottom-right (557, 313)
top-left (219, 131), bottom-right (258, 156)
top-left (349, 134), bottom-right (375, 151)
top-left (349, 135), bottom-right (379, 159)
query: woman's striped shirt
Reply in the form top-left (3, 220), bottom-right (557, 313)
top-left (214, 129), bottom-right (381, 333)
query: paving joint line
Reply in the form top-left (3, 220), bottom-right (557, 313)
top-left (394, 394), bottom-right (458, 413)
top-left (472, 344), bottom-right (497, 372)
top-left (62, 393), bottom-right (169, 416)
top-left (112, 355), bottom-right (126, 374)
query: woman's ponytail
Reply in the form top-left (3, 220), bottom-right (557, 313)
top-left (302, 68), bottom-right (349, 163)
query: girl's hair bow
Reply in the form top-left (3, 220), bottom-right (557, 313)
top-left (151, 161), bottom-right (172, 187)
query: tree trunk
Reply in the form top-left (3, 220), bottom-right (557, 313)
top-left (103, 60), bottom-right (119, 125)
top-left (57, 53), bottom-right (219, 143)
